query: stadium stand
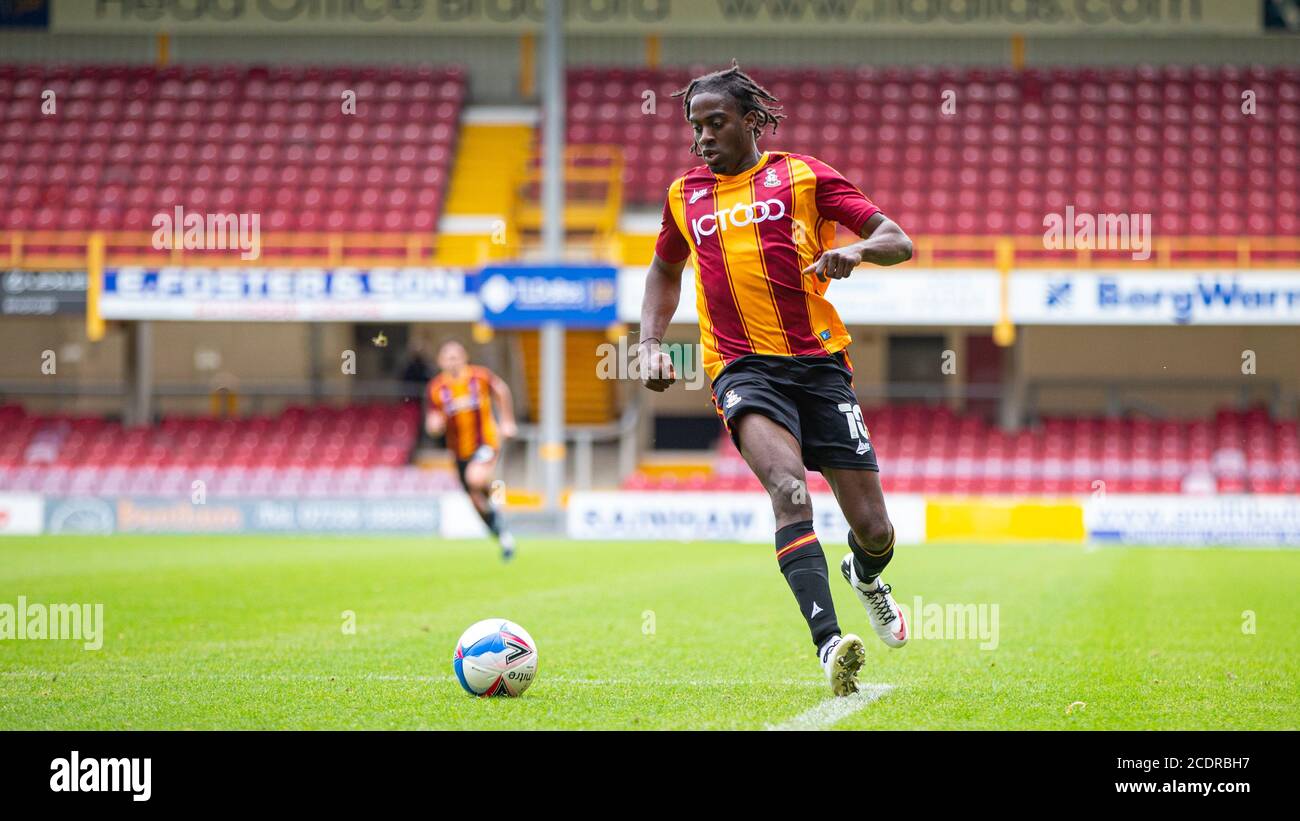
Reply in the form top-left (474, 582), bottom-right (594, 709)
top-left (569, 64), bottom-right (1300, 237)
top-left (622, 404), bottom-right (1300, 496)
top-left (0, 402), bottom-right (458, 497)
top-left (2, 59), bottom-right (1296, 499)
top-left (4, 61), bottom-right (1294, 249)
top-left (0, 63), bottom-right (465, 235)
top-left (12, 396), bottom-right (1290, 498)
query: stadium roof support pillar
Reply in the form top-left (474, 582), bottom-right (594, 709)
top-left (998, 329), bottom-right (1023, 434)
top-left (539, 0), bottom-right (566, 509)
top-left (127, 320), bottom-right (154, 427)
top-left (519, 33), bottom-right (535, 99)
top-left (307, 324), bottom-right (323, 404)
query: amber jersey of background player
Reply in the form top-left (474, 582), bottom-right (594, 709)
top-left (426, 365), bottom-right (500, 461)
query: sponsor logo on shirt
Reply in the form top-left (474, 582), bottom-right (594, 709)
top-left (691, 199), bottom-right (786, 244)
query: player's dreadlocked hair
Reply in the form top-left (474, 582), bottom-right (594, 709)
top-left (671, 59), bottom-right (785, 156)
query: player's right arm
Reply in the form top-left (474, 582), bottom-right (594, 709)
top-left (639, 253), bottom-right (687, 392)
top-left (424, 379), bottom-right (447, 436)
top-left (425, 409), bottom-right (446, 436)
top-left (639, 189), bottom-right (691, 392)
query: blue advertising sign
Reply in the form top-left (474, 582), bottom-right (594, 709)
top-left (475, 263), bottom-right (617, 329)
top-left (0, 0), bottom-right (48, 28)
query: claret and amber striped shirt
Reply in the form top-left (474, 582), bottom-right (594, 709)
top-left (427, 366), bottom-right (499, 461)
top-left (654, 151), bottom-right (880, 382)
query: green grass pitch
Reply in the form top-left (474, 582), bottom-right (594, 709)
top-left (1, 535), bottom-right (1296, 730)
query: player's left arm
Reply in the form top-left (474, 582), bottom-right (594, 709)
top-left (487, 371), bottom-right (518, 439)
top-left (804, 212), bottom-right (913, 281)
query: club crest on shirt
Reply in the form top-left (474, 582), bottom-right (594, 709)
top-left (763, 167), bottom-right (780, 188)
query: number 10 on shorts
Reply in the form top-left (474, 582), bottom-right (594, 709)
top-left (838, 402), bottom-right (869, 440)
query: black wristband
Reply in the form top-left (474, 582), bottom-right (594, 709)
top-left (639, 337), bottom-right (661, 347)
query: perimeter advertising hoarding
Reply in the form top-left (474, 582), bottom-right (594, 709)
top-left (617, 268), bottom-right (1300, 326)
top-left (99, 267), bottom-right (480, 322)
top-left (41, 496), bottom-right (442, 535)
top-left (2, 270), bottom-right (87, 317)
top-left (0, 494), bottom-right (44, 535)
top-left (568, 491), bottom-right (1300, 546)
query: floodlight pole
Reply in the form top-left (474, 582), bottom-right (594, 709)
top-left (539, 0), bottom-right (566, 510)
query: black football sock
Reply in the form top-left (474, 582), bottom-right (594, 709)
top-left (477, 505), bottom-right (501, 537)
top-left (775, 520), bottom-right (841, 651)
top-left (848, 524), bottom-right (896, 584)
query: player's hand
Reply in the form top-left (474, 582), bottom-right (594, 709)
top-left (638, 343), bottom-right (677, 392)
top-left (802, 246), bottom-right (863, 282)
top-left (499, 419), bottom-right (518, 440)
top-left (425, 412), bottom-right (446, 436)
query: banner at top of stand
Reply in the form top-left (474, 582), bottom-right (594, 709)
top-left (616, 267), bottom-right (1300, 327)
top-left (99, 266), bottom-right (481, 322)
top-left (50, 0), bottom-right (1262, 36)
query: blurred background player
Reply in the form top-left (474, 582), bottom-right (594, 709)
top-left (425, 341), bottom-right (519, 561)
top-left (638, 61), bottom-right (913, 696)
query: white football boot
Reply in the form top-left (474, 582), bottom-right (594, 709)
top-left (498, 529), bottom-right (516, 562)
top-left (819, 633), bottom-right (865, 697)
top-left (841, 554), bottom-right (908, 648)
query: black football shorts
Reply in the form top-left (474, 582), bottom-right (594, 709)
top-left (454, 444), bottom-right (497, 489)
top-left (710, 351), bottom-right (879, 474)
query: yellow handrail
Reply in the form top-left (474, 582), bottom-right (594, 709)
top-left (0, 230), bottom-right (440, 269)
top-left (2, 230), bottom-right (1297, 270)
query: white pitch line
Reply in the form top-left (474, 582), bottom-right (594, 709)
top-left (765, 683), bottom-right (894, 731)
top-left (1084, 542), bottom-right (1298, 553)
top-left (0, 670), bottom-right (825, 688)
